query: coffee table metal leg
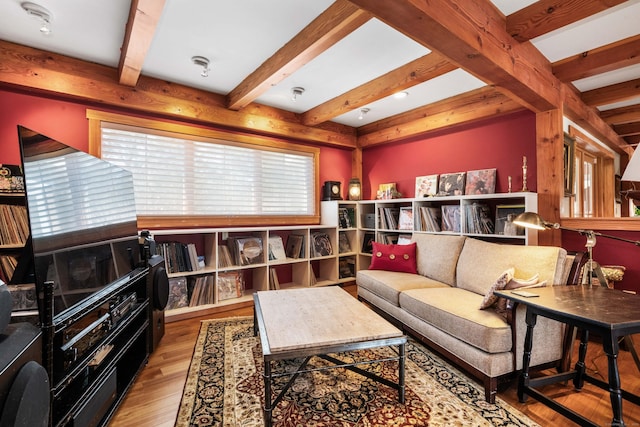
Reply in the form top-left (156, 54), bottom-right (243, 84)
top-left (398, 343), bottom-right (405, 403)
top-left (263, 358), bottom-right (272, 427)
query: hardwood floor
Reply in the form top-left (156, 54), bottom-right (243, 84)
top-left (109, 285), bottom-right (640, 426)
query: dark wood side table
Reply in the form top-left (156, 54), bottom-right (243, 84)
top-left (495, 286), bottom-right (640, 427)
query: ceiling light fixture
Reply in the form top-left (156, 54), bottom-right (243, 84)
top-left (191, 56), bottom-right (210, 77)
top-left (358, 108), bottom-right (370, 120)
top-left (21, 2), bottom-right (52, 35)
top-left (393, 91), bottom-right (409, 99)
top-left (291, 87), bottom-right (305, 102)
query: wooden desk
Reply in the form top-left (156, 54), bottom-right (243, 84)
top-left (253, 287), bottom-right (406, 427)
top-left (496, 286), bottom-right (640, 427)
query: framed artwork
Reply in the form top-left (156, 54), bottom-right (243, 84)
top-left (415, 174), bottom-right (439, 197)
top-left (465, 168), bottom-right (496, 195)
top-left (438, 172), bottom-right (466, 196)
top-left (564, 133), bottom-right (575, 196)
top-left (495, 204), bottom-right (525, 236)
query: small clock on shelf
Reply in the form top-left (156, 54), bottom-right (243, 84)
top-left (322, 181), bottom-right (342, 201)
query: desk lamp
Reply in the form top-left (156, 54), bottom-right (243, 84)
top-left (513, 212), bottom-right (640, 286)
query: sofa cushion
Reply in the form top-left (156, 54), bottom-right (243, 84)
top-left (356, 269), bottom-right (448, 307)
top-left (400, 287), bottom-right (513, 354)
top-left (411, 234), bottom-right (466, 285)
top-left (456, 238), bottom-right (566, 296)
top-left (369, 242), bottom-right (417, 274)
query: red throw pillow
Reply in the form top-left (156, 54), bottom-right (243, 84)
top-left (369, 242), bottom-right (417, 274)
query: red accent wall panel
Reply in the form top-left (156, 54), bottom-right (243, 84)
top-left (0, 91), bottom-right (90, 163)
top-left (361, 111), bottom-right (536, 199)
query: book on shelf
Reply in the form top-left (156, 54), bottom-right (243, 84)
top-left (398, 206), bottom-right (413, 230)
top-left (338, 233), bottom-right (351, 253)
top-left (311, 231), bottom-right (333, 257)
top-left (158, 241), bottom-right (199, 274)
top-left (189, 275), bottom-right (215, 307)
top-left (216, 271), bottom-right (244, 301)
top-left (379, 207), bottom-right (400, 230)
top-left (362, 232), bottom-right (375, 254)
top-left (285, 234), bottom-right (305, 259)
top-left (415, 174), bottom-right (438, 198)
top-left (441, 205), bottom-right (461, 232)
top-left (227, 236), bottom-right (263, 265)
top-left (495, 205), bottom-right (526, 236)
top-left (218, 245), bottom-right (233, 268)
top-left (268, 235), bottom-right (287, 261)
top-left (0, 204), bottom-right (29, 246)
top-left (0, 255), bottom-right (18, 282)
top-left (383, 234), bottom-right (398, 244)
top-left (397, 234), bottom-right (412, 245)
top-left (269, 268), bottom-right (280, 290)
top-left (418, 206), bottom-right (441, 232)
top-left (464, 203), bottom-right (495, 234)
top-left (338, 207), bottom-right (356, 228)
top-left (166, 277), bottom-right (189, 310)
top-left (339, 258), bottom-right (355, 279)
top-left (465, 168), bottom-right (496, 195)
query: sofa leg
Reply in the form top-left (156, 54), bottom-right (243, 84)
top-left (484, 377), bottom-right (497, 404)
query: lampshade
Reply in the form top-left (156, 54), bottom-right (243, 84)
top-left (622, 148), bottom-right (640, 182)
top-left (512, 212), bottom-right (551, 230)
top-left (348, 178), bottom-right (361, 201)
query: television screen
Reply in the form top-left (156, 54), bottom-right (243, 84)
top-left (16, 126), bottom-right (141, 322)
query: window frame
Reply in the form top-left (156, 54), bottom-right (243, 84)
top-left (87, 110), bottom-right (321, 229)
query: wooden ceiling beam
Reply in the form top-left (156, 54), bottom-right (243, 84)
top-left (506, 0), bottom-right (626, 42)
top-left (118, 0), bottom-right (166, 87)
top-left (301, 52), bottom-right (456, 126)
top-left (348, 0), bottom-right (560, 113)
top-left (581, 78), bottom-right (640, 107)
top-left (0, 40), bottom-right (357, 148)
top-left (357, 87), bottom-right (523, 147)
top-left (601, 104), bottom-right (640, 125)
top-left (614, 121), bottom-right (640, 137)
top-left (553, 35), bottom-right (640, 82)
top-left (562, 85), bottom-right (629, 155)
top-left (226, 0), bottom-right (370, 111)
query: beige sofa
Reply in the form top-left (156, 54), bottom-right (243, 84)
top-left (356, 233), bottom-right (570, 403)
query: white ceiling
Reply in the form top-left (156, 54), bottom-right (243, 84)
top-left (1, 0), bottom-right (639, 130)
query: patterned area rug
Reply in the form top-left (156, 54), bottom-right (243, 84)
top-left (175, 317), bottom-right (538, 426)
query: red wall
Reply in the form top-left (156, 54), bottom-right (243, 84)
top-left (362, 111), bottom-right (536, 199)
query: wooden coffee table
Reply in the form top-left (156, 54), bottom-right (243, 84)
top-left (253, 286), bottom-right (407, 427)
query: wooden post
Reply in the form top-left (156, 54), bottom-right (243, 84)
top-left (536, 110), bottom-right (564, 247)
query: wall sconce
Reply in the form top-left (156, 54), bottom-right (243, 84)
top-left (191, 56), bottom-right (210, 77)
top-left (348, 178), bottom-right (362, 201)
top-left (358, 108), bottom-right (370, 120)
top-left (22, 2), bottom-right (52, 35)
top-left (291, 87), bottom-right (305, 102)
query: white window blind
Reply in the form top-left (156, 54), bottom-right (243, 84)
top-left (100, 125), bottom-right (316, 217)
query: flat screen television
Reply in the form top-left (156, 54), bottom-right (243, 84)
top-left (15, 125), bottom-right (143, 324)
